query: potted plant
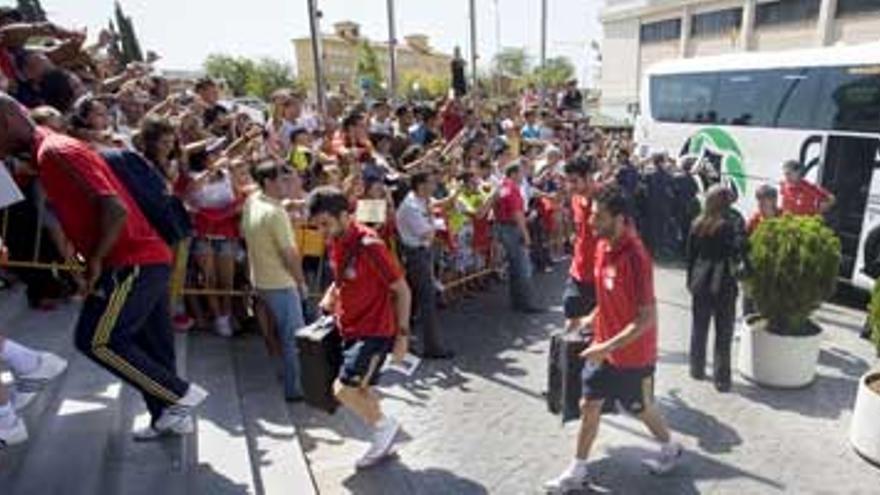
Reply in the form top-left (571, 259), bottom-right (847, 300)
top-left (850, 278), bottom-right (880, 466)
top-left (738, 215), bottom-right (840, 388)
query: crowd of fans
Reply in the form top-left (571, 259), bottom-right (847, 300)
top-left (0, 7), bottom-right (630, 332)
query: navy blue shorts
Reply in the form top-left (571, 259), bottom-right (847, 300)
top-left (582, 362), bottom-right (655, 415)
top-left (563, 277), bottom-right (596, 320)
top-left (339, 337), bottom-right (394, 388)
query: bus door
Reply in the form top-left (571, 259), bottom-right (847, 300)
top-left (819, 134), bottom-right (880, 284)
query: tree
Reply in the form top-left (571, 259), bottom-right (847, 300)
top-left (204, 54), bottom-right (302, 100)
top-left (401, 71), bottom-right (450, 101)
top-left (493, 47), bottom-right (530, 79)
top-left (245, 58), bottom-right (301, 100)
top-left (204, 54), bottom-right (255, 97)
top-left (531, 56), bottom-right (576, 87)
top-left (355, 41), bottom-right (383, 97)
top-left (16, 0), bottom-right (47, 22)
top-left (114, 1), bottom-right (144, 64)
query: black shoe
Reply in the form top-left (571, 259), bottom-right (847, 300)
top-left (714, 380), bottom-right (732, 393)
top-left (689, 368), bottom-right (705, 381)
top-left (285, 395), bottom-right (305, 403)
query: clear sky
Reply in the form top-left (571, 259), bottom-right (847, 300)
top-left (7, 0), bottom-right (603, 84)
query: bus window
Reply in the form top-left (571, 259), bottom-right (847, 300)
top-left (714, 68), bottom-right (822, 128)
top-left (714, 71), bottom-right (780, 127)
top-left (816, 66), bottom-right (880, 133)
top-left (773, 68), bottom-right (824, 129)
top-left (650, 73), bottom-right (717, 123)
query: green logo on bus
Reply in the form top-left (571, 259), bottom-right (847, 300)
top-left (684, 127), bottom-right (747, 196)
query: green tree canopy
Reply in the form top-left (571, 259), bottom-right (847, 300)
top-left (204, 54), bottom-right (302, 100)
top-left (532, 56), bottom-right (576, 87)
top-left (355, 41), bottom-right (384, 96)
top-left (16, 0), bottom-right (46, 22)
top-left (493, 47), bottom-right (530, 78)
top-left (401, 71), bottom-right (450, 101)
top-left (114, 1), bottom-right (143, 64)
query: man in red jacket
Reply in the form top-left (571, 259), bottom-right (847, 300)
top-left (309, 186), bottom-right (412, 469)
top-left (562, 156), bottom-right (598, 331)
top-left (544, 185), bottom-right (682, 493)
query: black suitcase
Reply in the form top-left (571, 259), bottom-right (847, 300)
top-left (296, 316), bottom-right (343, 414)
top-left (547, 330), bottom-right (591, 423)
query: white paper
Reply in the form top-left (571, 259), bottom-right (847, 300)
top-left (383, 353), bottom-right (421, 377)
top-left (355, 199), bottom-right (387, 224)
top-left (0, 164), bottom-right (23, 210)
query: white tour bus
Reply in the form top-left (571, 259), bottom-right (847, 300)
top-left (636, 42), bottom-right (880, 289)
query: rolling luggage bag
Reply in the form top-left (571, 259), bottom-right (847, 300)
top-left (296, 316), bottom-right (343, 414)
top-left (547, 330), bottom-right (591, 423)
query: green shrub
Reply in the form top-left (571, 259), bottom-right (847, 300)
top-left (746, 215), bottom-right (840, 336)
top-left (869, 278), bottom-right (880, 357)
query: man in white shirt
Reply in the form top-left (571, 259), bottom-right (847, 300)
top-left (396, 171), bottom-right (453, 359)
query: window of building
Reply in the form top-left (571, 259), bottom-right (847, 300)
top-left (640, 18), bottom-right (682, 44)
top-left (837, 0), bottom-right (880, 17)
top-left (756, 0), bottom-right (821, 27)
top-left (691, 8), bottom-right (743, 37)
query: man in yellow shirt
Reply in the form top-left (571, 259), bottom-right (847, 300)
top-left (241, 163), bottom-right (308, 401)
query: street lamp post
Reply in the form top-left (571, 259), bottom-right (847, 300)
top-left (469, 0), bottom-right (478, 92)
top-left (307, 0), bottom-right (326, 114)
top-left (387, 0), bottom-right (398, 101)
top-left (540, 0), bottom-right (547, 96)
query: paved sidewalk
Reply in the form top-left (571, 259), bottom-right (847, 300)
top-left (290, 263), bottom-right (880, 494)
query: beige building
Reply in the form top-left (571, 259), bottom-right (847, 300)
top-left (599, 0), bottom-right (880, 122)
top-left (293, 21), bottom-right (452, 94)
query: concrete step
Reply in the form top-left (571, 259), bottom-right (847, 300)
top-left (2, 308), bottom-right (122, 494)
top-left (0, 285), bottom-right (30, 332)
top-left (0, 290), bottom-right (316, 494)
top-left (230, 336), bottom-right (317, 495)
top-left (185, 332), bottom-right (257, 494)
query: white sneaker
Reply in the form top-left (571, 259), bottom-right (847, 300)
top-left (133, 410), bottom-right (194, 442)
top-left (178, 383), bottom-right (209, 408)
top-left (0, 415), bottom-right (28, 447)
top-left (643, 442), bottom-right (683, 475)
top-left (214, 316), bottom-right (233, 337)
top-left (15, 352), bottom-right (68, 386)
top-left (355, 417), bottom-right (400, 469)
top-left (543, 461), bottom-right (590, 494)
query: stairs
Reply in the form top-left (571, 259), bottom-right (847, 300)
top-left (0, 287), bottom-right (317, 495)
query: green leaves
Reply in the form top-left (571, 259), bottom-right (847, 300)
top-left (746, 215), bottom-right (841, 335)
top-left (868, 278), bottom-right (880, 357)
top-left (203, 54), bottom-right (302, 100)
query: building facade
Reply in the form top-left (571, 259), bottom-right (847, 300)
top-left (293, 21), bottom-right (452, 95)
top-left (599, 0), bottom-right (880, 122)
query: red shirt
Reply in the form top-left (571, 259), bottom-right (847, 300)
top-left (593, 227), bottom-right (657, 368)
top-left (494, 177), bottom-right (525, 223)
top-left (34, 128), bottom-right (172, 267)
top-left (781, 180), bottom-right (831, 216)
top-left (569, 194), bottom-right (597, 283)
top-left (329, 223), bottom-right (405, 340)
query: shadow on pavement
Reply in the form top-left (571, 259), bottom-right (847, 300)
top-left (659, 390), bottom-right (743, 454)
top-left (342, 459), bottom-right (489, 495)
top-left (734, 372), bottom-right (860, 420)
top-left (585, 445), bottom-right (785, 495)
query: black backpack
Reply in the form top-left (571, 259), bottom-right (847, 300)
top-left (863, 224), bottom-right (880, 279)
top-left (100, 149), bottom-right (192, 246)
